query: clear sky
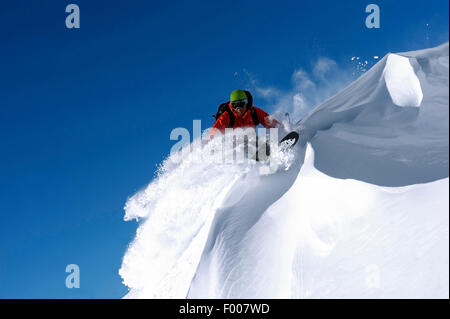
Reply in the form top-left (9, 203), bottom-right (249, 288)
top-left (0, 0), bottom-right (448, 298)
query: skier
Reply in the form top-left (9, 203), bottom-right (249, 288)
top-left (210, 89), bottom-right (283, 138)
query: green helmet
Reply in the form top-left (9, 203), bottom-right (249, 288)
top-left (230, 89), bottom-right (247, 102)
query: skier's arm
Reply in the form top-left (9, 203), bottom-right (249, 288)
top-left (209, 112), bottom-right (230, 138)
top-left (255, 107), bottom-right (283, 129)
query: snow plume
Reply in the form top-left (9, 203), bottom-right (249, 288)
top-left (120, 43), bottom-right (448, 298)
top-left (312, 57), bottom-right (338, 80)
top-left (119, 129), bottom-right (297, 298)
top-left (243, 56), bottom-right (354, 124)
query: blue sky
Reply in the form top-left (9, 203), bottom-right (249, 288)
top-left (0, 0), bottom-right (448, 298)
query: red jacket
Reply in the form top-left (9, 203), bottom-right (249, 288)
top-left (210, 104), bottom-right (280, 137)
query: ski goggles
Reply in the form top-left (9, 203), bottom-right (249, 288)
top-left (230, 98), bottom-right (248, 109)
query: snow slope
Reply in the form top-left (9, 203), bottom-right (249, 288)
top-left (119, 43), bottom-right (449, 298)
top-left (188, 145), bottom-right (448, 298)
